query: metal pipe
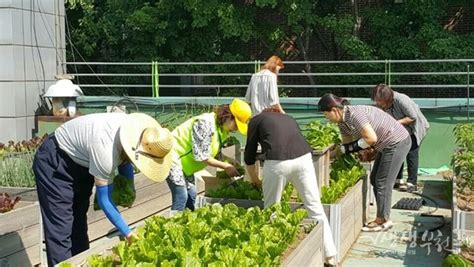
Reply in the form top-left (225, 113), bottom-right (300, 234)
top-left (68, 71), bottom-right (472, 77)
top-left (468, 64), bottom-right (471, 121)
top-left (77, 84), bottom-right (473, 88)
top-left (63, 59), bottom-right (474, 65)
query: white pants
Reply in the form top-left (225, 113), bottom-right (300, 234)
top-left (263, 152), bottom-right (337, 258)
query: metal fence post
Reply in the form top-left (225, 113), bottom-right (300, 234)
top-left (467, 64), bottom-right (470, 121)
top-left (388, 59), bottom-right (392, 87)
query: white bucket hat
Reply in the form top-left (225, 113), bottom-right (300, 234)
top-left (44, 79), bottom-right (83, 97)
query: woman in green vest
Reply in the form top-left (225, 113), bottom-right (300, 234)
top-left (166, 98), bottom-right (252, 211)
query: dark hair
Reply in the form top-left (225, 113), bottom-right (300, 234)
top-left (371, 83), bottom-right (394, 102)
top-left (318, 93), bottom-right (350, 112)
top-left (214, 105), bottom-right (234, 126)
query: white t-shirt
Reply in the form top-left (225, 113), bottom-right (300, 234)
top-left (55, 113), bottom-right (127, 180)
top-left (245, 69), bottom-right (280, 116)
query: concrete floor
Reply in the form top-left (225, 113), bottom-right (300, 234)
top-left (342, 174), bottom-right (452, 267)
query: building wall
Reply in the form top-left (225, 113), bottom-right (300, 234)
top-left (0, 0), bottom-right (65, 142)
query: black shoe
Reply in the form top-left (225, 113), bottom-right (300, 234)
top-left (393, 182), bottom-right (400, 189)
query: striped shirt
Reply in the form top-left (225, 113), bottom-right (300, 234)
top-left (384, 92), bottom-right (429, 146)
top-left (339, 105), bottom-right (409, 151)
top-left (245, 69), bottom-right (280, 116)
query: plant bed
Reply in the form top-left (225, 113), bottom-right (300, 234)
top-left (0, 201), bottom-right (41, 266)
top-left (304, 120), bottom-right (340, 190)
top-left (198, 178), bottom-right (365, 264)
top-left (60, 203), bottom-right (323, 266)
top-left (451, 177), bottom-right (474, 255)
top-left (85, 172), bottom-right (205, 242)
top-left (450, 123), bottom-right (474, 257)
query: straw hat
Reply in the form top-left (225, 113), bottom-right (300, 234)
top-left (120, 113), bottom-right (173, 182)
top-left (229, 98), bottom-right (252, 135)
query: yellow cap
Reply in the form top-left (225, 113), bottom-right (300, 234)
top-left (229, 98), bottom-right (252, 135)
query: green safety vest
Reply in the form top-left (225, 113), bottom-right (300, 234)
top-left (172, 112), bottom-right (228, 176)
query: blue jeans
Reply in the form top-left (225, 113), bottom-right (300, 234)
top-left (166, 178), bottom-right (197, 211)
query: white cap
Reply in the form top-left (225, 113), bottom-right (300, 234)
top-left (44, 79), bottom-right (83, 98)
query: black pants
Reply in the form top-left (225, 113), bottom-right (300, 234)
top-left (396, 134), bottom-right (420, 185)
top-left (33, 135), bottom-right (94, 266)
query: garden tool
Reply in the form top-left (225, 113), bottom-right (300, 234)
top-left (228, 175), bottom-right (245, 188)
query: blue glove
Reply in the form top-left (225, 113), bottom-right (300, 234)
top-left (96, 184), bottom-right (131, 237)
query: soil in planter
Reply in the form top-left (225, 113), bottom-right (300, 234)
top-left (461, 245), bottom-right (474, 264)
top-left (279, 228), bottom-right (308, 262)
top-left (0, 193), bottom-right (21, 213)
top-left (457, 188), bottom-right (474, 211)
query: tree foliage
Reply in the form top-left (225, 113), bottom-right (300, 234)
top-left (65, 0), bottom-right (474, 96)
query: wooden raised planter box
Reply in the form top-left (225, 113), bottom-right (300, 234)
top-left (312, 144), bottom-right (334, 190)
top-left (0, 201), bottom-right (41, 266)
top-left (196, 196), bottom-right (324, 266)
top-left (451, 177), bottom-right (474, 254)
top-left (198, 177), bottom-right (366, 264)
top-left (60, 210), bottom-right (323, 267)
top-left (323, 178), bottom-right (365, 263)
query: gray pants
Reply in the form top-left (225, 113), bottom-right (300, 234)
top-left (370, 136), bottom-right (411, 220)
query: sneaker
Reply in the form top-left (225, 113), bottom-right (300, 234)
top-left (399, 184), bottom-right (408, 191)
top-left (325, 256), bottom-right (337, 267)
top-left (397, 180), bottom-right (407, 191)
top-left (406, 182), bottom-right (418, 193)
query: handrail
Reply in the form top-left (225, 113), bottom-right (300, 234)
top-left (63, 59), bottom-right (474, 65)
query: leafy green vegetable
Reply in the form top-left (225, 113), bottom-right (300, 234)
top-left (452, 123), bottom-right (474, 192)
top-left (87, 203), bottom-right (308, 266)
top-left (206, 180), bottom-right (262, 200)
top-left (56, 262), bottom-right (73, 267)
top-left (216, 164), bottom-right (246, 179)
top-left (453, 123), bottom-right (474, 151)
top-left (442, 254), bottom-right (472, 267)
top-left (94, 174), bottom-right (136, 210)
top-left (321, 154), bottom-right (365, 204)
top-left (304, 121), bottom-right (341, 151)
top-left (282, 183), bottom-right (302, 202)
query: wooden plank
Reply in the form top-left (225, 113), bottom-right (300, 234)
top-left (0, 202), bottom-right (39, 235)
top-left (282, 221), bottom-right (324, 267)
top-left (340, 185), bottom-right (355, 222)
top-left (0, 244), bottom-right (41, 267)
top-left (86, 173), bottom-right (156, 210)
top-left (459, 209), bottom-right (474, 231)
top-left (87, 191), bottom-right (173, 241)
top-left (0, 224), bottom-right (40, 258)
top-left (86, 181), bottom-right (171, 223)
top-left (0, 187), bottom-right (38, 201)
top-left (323, 152), bottom-right (331, 187)
top-left (340, 218), bottom-right (355, 259)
